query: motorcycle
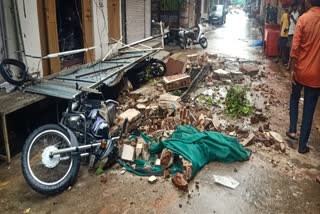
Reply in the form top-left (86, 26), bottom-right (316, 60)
top-left (178, 23), bottom-right (208, 49)
top-left (21, 91), bottom-right (128, 195)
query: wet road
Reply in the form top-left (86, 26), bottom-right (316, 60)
top-left (1, 9), bottom-right (320, 214)
top-left (206, 10), bottom-right (263, 60)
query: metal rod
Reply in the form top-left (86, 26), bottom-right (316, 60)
top-left (59, 153), bottom-right (89, 161)
top-left (104, 55), bottom-right (143, 61)
top-left (160, 21), bottom-right (164, 48)
top-left (43, 46), bottom-right (97, 59)
top-left (119, 48), bottom-right (163, 54)
top-left (51, 142), bottom-right (101, 156)
top-left (118, 36), bottom-right (154, 51)
top-left (75, 64), bottom-right (124, 78)
top-left (55, 77), bottom-right (95, 83)
top-left (102, 61), bottom-right (131, 64)
top-left (102, 36), bottom-right (123, 61)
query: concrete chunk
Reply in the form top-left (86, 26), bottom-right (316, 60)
top-left (118, 109), bottom-right (141, 123)
top-left (121, 144), bottom-right (135, 162)
top-left (148, 176), bottom-right (158, 184)
top-left (213, 69), bottom-right (231, 79)
top-left (241, 133), bottom-right (255, 147)
top-left (240, 64), bottom-right (259, 77)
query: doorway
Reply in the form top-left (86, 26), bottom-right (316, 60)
top-left (56, 0), bottom-right (84, 68)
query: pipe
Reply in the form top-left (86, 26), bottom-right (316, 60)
top-left (51, 142), bottom-right (101, 156)
top-left (13, 0), bottom-right (25, 62)
top-left (43, 46), bottom-right (97, 59)
top-left (0, 0), bottom-right (8, 59)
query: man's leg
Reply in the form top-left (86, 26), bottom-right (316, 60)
top-left (289, 82), bottom-right (303, 136)
top-left (283, 38), bottom-right (289, 65)
top-left (298, 86), bottom-right (320, 153)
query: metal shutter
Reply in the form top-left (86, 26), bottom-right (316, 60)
top-left (144, 0), bottom-right (151, 38)
top-left (126, 0), bottom-right (151, 44)
top-left (126, 0), bottom-right (145, 44)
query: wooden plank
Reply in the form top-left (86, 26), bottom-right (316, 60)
top-left (82, 0), bottom-right (95, 64)
top-left (0, 91), bottom-right (46, 115)
top-left (108, 0), bottom-right (121, 41)
top-left (1, 115), bottom-right (10, 163)
top-left (44, 0), bottom-right (61, 74)
top-left (37, 0), bottom-right (50, 77)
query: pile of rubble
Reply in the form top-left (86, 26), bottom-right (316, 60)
top-left (110, 51), bottom-right (287, 191)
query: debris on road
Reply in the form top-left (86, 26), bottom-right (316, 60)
top-left (241, 133), bottom-right (255, 147)
top-left (213, 175), bottom-right (240, 189)
top-left (148, 176), bottom-right (158, 184)
top-left (163, 73), bottom-right (191, 91)
top-left (108, 51), bottom-right (291, 191)
top-left (121, 144), bottom-right (135, 162)
top-left (240, 63), bottom-right (259, 77)
top-left (172, 172), bottom-right (189, 192)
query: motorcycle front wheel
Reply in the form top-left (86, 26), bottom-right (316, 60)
top-left (21, 124), bottom-right (81, 195)
top-left (200, 38), bottom-right (208, 49)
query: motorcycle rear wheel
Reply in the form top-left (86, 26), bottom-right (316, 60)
top-left (179, 38), bottom-right (186, 49)
top-left (150, 60), bottom-right (167, 77)
top-left (21, 124), bottom-right (81, 195)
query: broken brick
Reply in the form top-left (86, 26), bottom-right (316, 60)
top-left (163, 169), bottom-right (170, 179)
top-left (241, 133), bottom-right (255, 147)
top-left (118, 109), bottom-right (141, 123)
top-left (172, 173), bottom-right (189, 192)
top-left (163, 74), bottom-right (191, 91)
top-left (165, 57), bottom-right (187, 76)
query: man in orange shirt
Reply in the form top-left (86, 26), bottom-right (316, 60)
top-left (287, 0), bottom-right (320, 154)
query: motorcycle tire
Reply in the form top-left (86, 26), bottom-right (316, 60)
top-left (200, 38), bottom-right (208, 49)
top-left (0, 59), bottom-right (27, 86)
top-left (21, 124), bottom-right (81, 195)
top-left (151, 59), bottom-right (167, 77)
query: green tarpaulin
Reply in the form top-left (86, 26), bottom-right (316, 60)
top-left (119, 125), bottom-right (251, 177)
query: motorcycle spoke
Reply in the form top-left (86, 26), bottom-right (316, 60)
top-left (27, 131), bottom-right (73, 185)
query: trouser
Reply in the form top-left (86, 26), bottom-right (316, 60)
top-left (299, 85), bottom-right (320, 150)
top-left (278, 37), bottom-right (289, 64)
top-left (289, 82), bottom-right (303, 134)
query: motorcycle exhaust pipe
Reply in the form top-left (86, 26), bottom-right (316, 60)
top-left (50, 136), bottom-right (121, 157)
top-left (50, 142), bottom-right (101, 157)
top-left (59, 152), bottom-right (90, 161)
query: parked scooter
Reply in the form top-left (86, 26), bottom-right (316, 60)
top-left (178, 23), bottom-right (208, 49)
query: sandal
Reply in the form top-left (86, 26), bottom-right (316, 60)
top-left (286, 131), bottom-right (298, 140)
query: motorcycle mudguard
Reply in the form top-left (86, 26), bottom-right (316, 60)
top-left (200, 34), bottom-right (206, 39)
top-left (59, 124), bottom-right (80, 150)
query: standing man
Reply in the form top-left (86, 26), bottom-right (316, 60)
top-left (287, 2), bottom-right (300, 69)
top-left (279, 9), bottom-right (290, 65)
top-left (287, 0), bottom-right (320, 154)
